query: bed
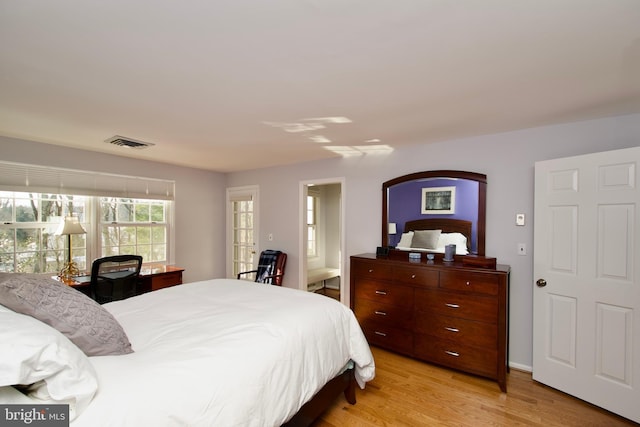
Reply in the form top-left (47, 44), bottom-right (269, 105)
top-left (394, 218), bottom-right (472, 255)
top-left (0, 274), bottom-right (375, 426)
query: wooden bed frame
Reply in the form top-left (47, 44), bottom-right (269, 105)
top-left (403, 218), bottom-right (473, 252)
top-left (282, 366), bottom-right (355, 426)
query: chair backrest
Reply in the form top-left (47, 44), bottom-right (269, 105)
top-left (90, 255), bottom-right (143, 304)
top-left (255, 250), bottom-right (287, 286)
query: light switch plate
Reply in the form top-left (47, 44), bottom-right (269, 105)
top-left (516, 213), bottom-right (525, 226)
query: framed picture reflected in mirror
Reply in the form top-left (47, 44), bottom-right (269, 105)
top-left (422, 186), bottom-right (456, 214)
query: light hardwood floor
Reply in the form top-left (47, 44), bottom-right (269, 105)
top-left (313, 287), bottom-right (340, 300)
top-left (315, 346), bottom-right (638, 427)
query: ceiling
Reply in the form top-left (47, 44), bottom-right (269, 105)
top-left (1, 1), bottom-right (639, 173)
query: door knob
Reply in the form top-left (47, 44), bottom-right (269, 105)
top-left (536, 279), bottom-right (547, 287)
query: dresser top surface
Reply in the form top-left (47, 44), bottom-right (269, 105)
top-left (351, 253), bottom-right (510, 274)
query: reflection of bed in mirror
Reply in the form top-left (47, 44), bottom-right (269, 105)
top-left (394, 218), bottom-right (471, 255)
top-left (382, 170), bottom-right (486, 256)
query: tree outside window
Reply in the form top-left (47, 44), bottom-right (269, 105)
top-left (0, 192), bottom-right (86, 273)
top-left (101, 198), bottom-right (168, 263)
top-left (0, 192), bottom-right (170, 273)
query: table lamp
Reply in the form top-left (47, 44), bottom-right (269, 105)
top-left (388, 222), bottom-right (397, 246)
top-left (56, 216), bottom-right (86, 281)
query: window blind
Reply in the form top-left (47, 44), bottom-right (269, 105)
top-left (228, 192), bottom-right (253, 202)
top-left (0, 161), bottom-right (175, 200)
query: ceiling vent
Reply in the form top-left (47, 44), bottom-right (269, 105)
top-left (105, 136), bottom-right (155, 149)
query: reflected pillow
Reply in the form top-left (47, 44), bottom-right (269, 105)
top-left (396, 231), bottom-right (414, 247)
top-left (0, 305), bottom-right (98, 420)
top-left (437, 232), bottom-right (469, 253)
top-left (0, 273), bottom-right (133, 356)
top-left (411, 229), bottom-right (442, 249)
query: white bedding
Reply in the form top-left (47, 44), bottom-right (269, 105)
top-left (396, 231), bottom-right (469, 255)
top-left (396, 245), bottom-right (469, 255)
top-left (72, 278), bottom-right (375, 427)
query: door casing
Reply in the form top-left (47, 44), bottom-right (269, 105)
top-left (299, 178), bottom-right (345, 303)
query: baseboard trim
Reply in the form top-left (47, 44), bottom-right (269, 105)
top-left (509, 361), bottom-right (532, 373)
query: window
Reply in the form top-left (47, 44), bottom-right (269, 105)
top-left (0, 192), bottom-right (88, 273)
top-left (307, 194), bottom-right (317, 257)
top-left (0, 191), bottom-right (171, 273)
top-left (100, 198), bottom-right (169, 262)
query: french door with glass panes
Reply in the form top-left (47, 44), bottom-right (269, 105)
top-left (226, 186), bottom-right (258, 279)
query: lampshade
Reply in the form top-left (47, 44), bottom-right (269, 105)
top-left (388, 222), bottom-right (397, 235)
top-left (55, 216), bottom-right (86, 236)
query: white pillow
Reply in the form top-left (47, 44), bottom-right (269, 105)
top-left (396, 231), bottom-right (414, 247)
top-left (436, 232), bottom-right (469, 254)
top-left (0, 385), bottom-right (34, 403)
top-left (0, 306), bottom-right (98, 420)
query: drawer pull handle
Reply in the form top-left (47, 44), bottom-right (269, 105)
top-left (411, 274), bottom-right (416, 279)
top-left (374, 311), bottom-right (387, 316)
top-left (368, 269), bottom-right (374, 273)
top-left (445, 350), bottom-right (460, 357)
top-left (374, 331), bottom-right (387, 337)
top-left (466, 281), bottom-right (471, 286)
top-left (445, 327), bottom-right (459, 333)
top-left (445, 303), bottom-right (460, 309)
top-left (375, 290), bottom-right (387, 295)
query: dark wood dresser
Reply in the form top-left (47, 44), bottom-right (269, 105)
top-left (350, 253), bottom-right (509, 392)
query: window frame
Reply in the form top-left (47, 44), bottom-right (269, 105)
top-left (0, 191), bottom-right (173, 274)
top-left (306, 194), bottom-right (318, 258)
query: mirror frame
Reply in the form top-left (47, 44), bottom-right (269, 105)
top-left (382, 170), bottom-right (487, 256)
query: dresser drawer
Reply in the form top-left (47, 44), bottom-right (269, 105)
top-left (355, 298), bottom-right (413, 330)
top-left (393, 265), bottom-right (438, 287)
top-left (416, 289), bottom-right (497, 323)
top-left (360, 320), bottom-right (413, 355)
top-left (439, 271), bottom-right (499, 295)
top-left (414, 312), bottom-right (497, 349)
top-left (414, 335), bottom-right (498, 378)
top-left (150, 271), bottom-right (183, 291)
top-left (355, 280), bottom-right (413, 309)
top-left (352, 260), bottom-right (393, 281)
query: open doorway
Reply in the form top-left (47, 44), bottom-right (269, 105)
top-left (300, 178), bottom-right (344, 303)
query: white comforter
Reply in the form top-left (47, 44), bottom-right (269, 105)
top-left (72, 278), bottom-right (375, 427)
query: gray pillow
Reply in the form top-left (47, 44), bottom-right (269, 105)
top-left (0, 273), bottom-right (133, 356)
top-left (411, 229), bottom-right (442, 249)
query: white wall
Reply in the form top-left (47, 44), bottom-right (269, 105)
top-left (0, 136), bottom-right (226, 283)
top-left (324, 183), bottom-right (341, 270)
top-left (226, 113), bottom-right (640, 370)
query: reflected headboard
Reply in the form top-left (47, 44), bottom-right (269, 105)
top-left (404, 218), bottom-right (472, 251)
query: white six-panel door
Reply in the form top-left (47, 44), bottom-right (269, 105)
top-left (533, 146), bottom-right (640, 423)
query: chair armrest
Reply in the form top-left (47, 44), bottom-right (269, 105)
top-left (237, 269), bottom-right (258, 280)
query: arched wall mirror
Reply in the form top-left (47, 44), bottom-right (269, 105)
top-left (382, 170), bottom-right (487, 256)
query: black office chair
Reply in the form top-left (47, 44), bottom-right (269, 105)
top-left (237, 250), bottom-right (287, 286)
top-left (90, 255), bottom-right (143, 304)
